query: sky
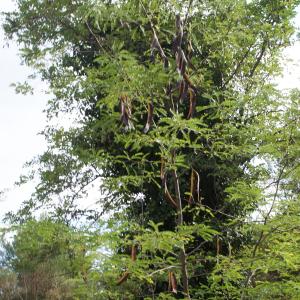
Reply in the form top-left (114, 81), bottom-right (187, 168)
top-left (0, 1), bottom-right (300, 222)
top-left (0, 0), bottom-right (48, 220)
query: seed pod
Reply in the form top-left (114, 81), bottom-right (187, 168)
top-left (168, 272), bottom-right (178, 293)
top-left (116, 244), bottom-right (137, 285)
top-left (187, 88), bottom-right (196, 119)
top-left (131, 244), bottom-right (137, 262)
top-left (119, 95), bottom-right (134, 130)
top-left (188, 168), bottom-right (200, 204)
top-left (116, 271), bottom-right (129, 285)
top-left (163, 174), bottom-right (179, 209)
top-left (143, 100), bottom-right (154, 133)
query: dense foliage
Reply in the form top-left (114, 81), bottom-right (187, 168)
top-left (1, 0), bottom-right (300, 299)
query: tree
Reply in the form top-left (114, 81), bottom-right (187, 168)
top-left (1, 218), bottom-right (100, 299)
top-left (2, 0), bottom-right (300, 298)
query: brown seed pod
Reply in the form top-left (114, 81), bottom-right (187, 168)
top-left (116, 245), bottom-right (137, 285)
top-left (187, 88), bottom-right (196, 120)
top-left (188, 168), bottom-right (200, 204)
top-left (131, 244), bottom-right (137, 262)
top-left (163, 174), bottom-right (179, 209)
top-left (119, 95), bottom-right (134, 130)
top-left (143, 100), bottom-right (154, 133)
top-left (116, 271), bottom-right (129, 285)
top-left (168, 272), bottom-right (178, 294)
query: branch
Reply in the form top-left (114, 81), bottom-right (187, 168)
top-left (241, 162), bottom-right (287, 299)
top-left (248, 38), bottom-right (267, 79)
top-left (187, 240), bottom-right (209, 257)
top-left (85, 21), bottom-right (106, 53)
top-left (222, 43), bottom-right (254, 88)
top-left (148, 265), bottom-right (179, 277)
top-left (183, 0), bottom-right (194, 26)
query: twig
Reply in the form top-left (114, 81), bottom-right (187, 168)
top-left (240, 162), bottom-right (287, 300)
top-left (187, 240), bottom-right (209, 256)
top-left (148, 265), bottom-right (179, 277)
top-left (183, 0), bottom-right (194, 26)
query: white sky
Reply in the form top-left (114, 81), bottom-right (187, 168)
top-left (0, 1), bottom-right (300, 222)
top-left (0, 0), bottom-right (48, 220)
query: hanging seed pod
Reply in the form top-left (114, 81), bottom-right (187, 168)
top-left (187, 88), bottom-right (196, 119)
top-left (168, 272), bottom-right (178, 294)
top-left (116, 271), bottom-right (129, 285)
top-left (131, 244), bottom-right (137, 262)
top-left (163, 173), bottom-right (179, 209)
top-left (188, 168), bottom-right (200, 204)
top-left (143, 100), bottom-right (154, 133)
top-left (119, 95), bottom-right (134, 130)
top-left (173, 14), bottom-right (183, 53)
top-left (116, 244), bottom-right (137, 285)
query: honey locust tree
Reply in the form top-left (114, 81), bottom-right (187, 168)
top-left (2, 0), bottom-right (300, 298)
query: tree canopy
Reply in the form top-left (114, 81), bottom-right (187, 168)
top-left (1, 0), bottom-right (300, 299)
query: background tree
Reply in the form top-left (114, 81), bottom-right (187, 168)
top-left (1, 218), bottom-right (100, 299)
